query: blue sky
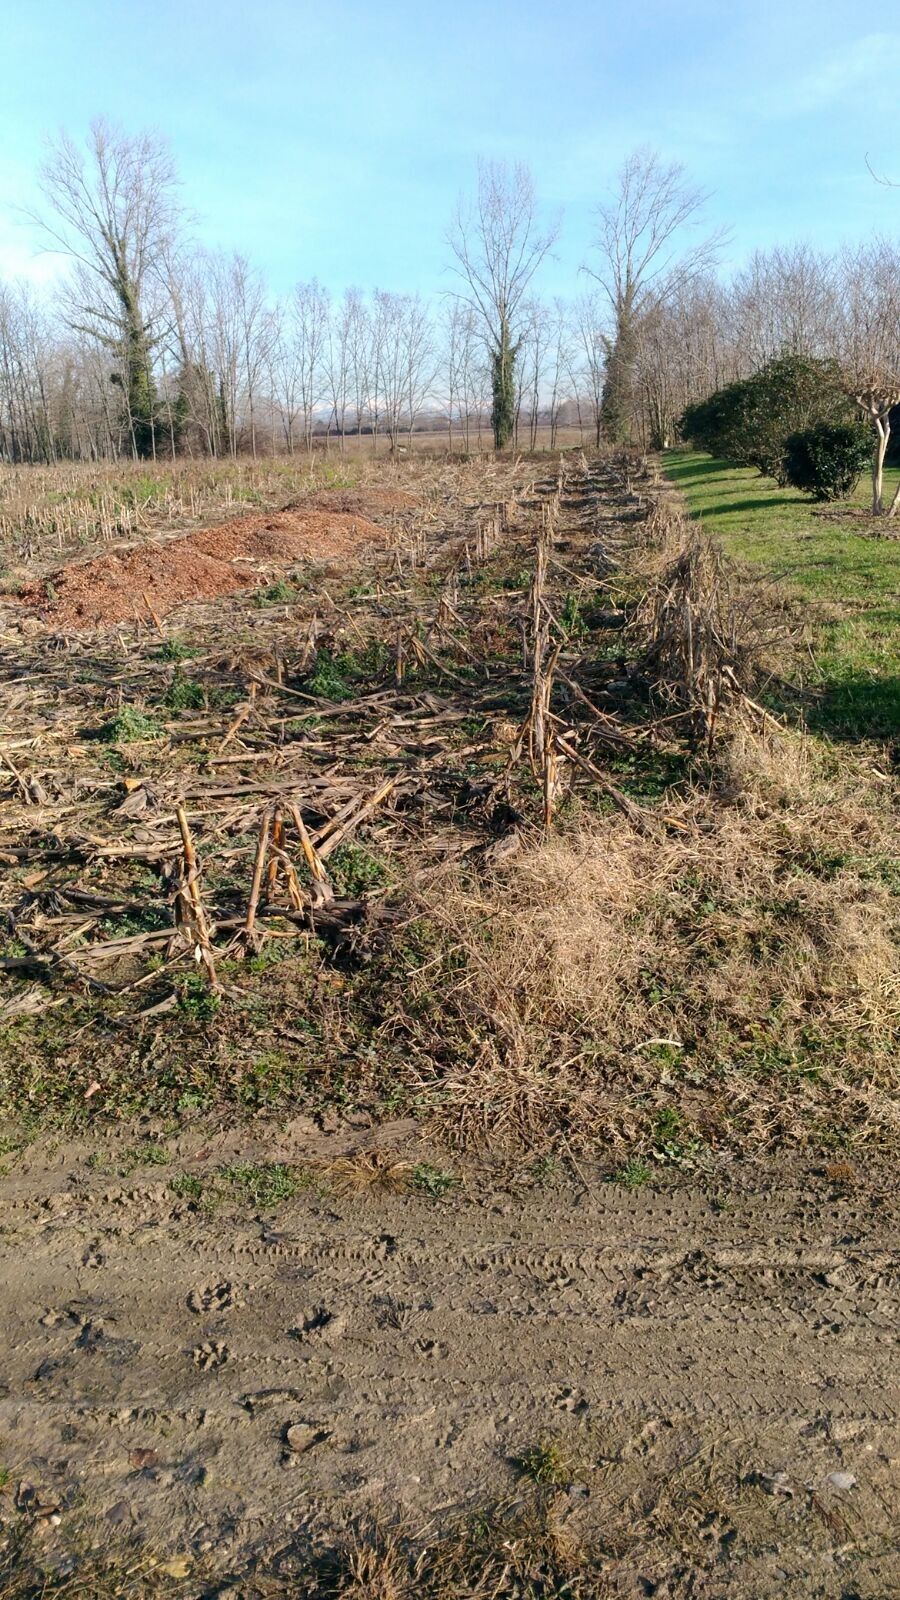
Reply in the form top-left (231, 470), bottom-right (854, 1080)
top-left (1, 0), bottom-right (895, 299)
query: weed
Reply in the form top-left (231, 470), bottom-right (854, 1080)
top-left (253, 578), bottom-right (298, 606)
top-left (560, 590), bottom-right (587, 638)
top-left (529, 1153), bottom-right (559, 1185)
top-left (124, 1142), bottom-right (171, 1169)
top-left (163, 672), bottom-right (205, 711)
top-left (100, 705), bottom-right (162, 743)
top-left (651, 1107), bottom-right (703, 1166)
top-left (175, 1090), bottom-right (207, 1114)
top-left (235, 1049), bottom-right (310, 1109)
top-left (176, 973), bottom-right (220, 1022)
top-left (329, 841), bottom-right (390, 897)
top-left (515, 1436), bottom-right (573, 1486)
top-left (306, 648), bottom-right (352, 700)
top-left (221, 1161), bottom-right (299, 1208)
top-left (169, 1173), bottom-right (204, 1201)
top-left (611, 1158), bottom-right (652, 1189)
top-left (412, 1161), bottom-right (456, 1199)
top-left (154, 636), bottom-right (196, 661)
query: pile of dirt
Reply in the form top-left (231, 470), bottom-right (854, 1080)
top-left (298, 486), bottom-right (420, 516)
top-left (27, 509), bottom-right (387, 628)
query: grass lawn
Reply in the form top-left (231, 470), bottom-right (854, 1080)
top-left (662, 450), bottom-right (900, 742)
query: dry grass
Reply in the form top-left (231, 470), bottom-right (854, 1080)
top-left (0, 437), bottom-right (582, 568)
top-left (2, 1409), bottom-right (889, 1598)
top-left (0, 1528), bottom-right (192, 1598)
top-left (0, 451), bottom-right (434, 569)
top-left (633, 501), bottom-right (794, 749)
top-left (399, 722), bottom-right (899, 1153)
top-left (324, 1150), bottom-right (415, 1196)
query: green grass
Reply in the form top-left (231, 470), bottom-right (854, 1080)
top-left (100, 705), bottom-right (163, 743)
top-left (662, 450), bottom-right (900, 741)
top-left (515, 1437), bottom-right (574, 1487)
top-left (220, 1161), bottom-right (300, 1208)
top-left (412, 1160), bottom-right (457, 1199)
top-left (610, 1158), bottom-right (652, 1190)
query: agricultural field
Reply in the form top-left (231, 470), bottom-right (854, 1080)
top-left (0, 446), bottom-right (897, 1597)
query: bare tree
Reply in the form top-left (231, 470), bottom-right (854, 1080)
top-left (448, 160), bottom-right (558, 449)
top-left (323, 290), bottom-right (355, 453)
top-left (399, 293), bottom-right (437, 447)
top-left (572, 293), bottom-right (606, 448)
top-left (0, 282), bottom-right (57, 462)
top-left (270, 280), bottom-right (329, 454)
top-left (634, 276), bottom-right (736, 449)
top-left (442, 300), bottom-right (468, 451)
top-left (545, 298), bottom-right (574, 448)
top-left (836, 240), bottom-right (900, 514)
top-left (29, 118), bottom-right (181, 457)
top-left (729, 245), bottom-right (836, 369)
top-left (292, 279), bottom-right (329, 454)
top-left (586, 147), bottom-right (722, 444)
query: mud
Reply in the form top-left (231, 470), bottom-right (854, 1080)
top-left (0, 1130), bottom-right (897, 1594)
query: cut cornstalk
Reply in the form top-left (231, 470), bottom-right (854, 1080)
top-left (315, 777), bottom-right (397, 861)
top-left (242, 805), bottom-right (273, 949)
top-left (287, 802), bottom-right (333, 907)
top-left (175, 803), bottom-right (219, 987)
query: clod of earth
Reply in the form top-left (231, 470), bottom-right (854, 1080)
top-left (22, 507), bottom-right (388, 628)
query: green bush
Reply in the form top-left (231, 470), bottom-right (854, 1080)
top-left (782, 422), bottom-right (872, 501)
top-left (680, 354), bottom-right (855, 484)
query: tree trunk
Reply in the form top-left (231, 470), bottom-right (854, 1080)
top-left (491, 321), bottom-right (517, 450)
top-left (872, 416), bottom-right (889, 514)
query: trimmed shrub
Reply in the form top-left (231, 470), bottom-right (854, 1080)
top-left (680, 355), bottom-right (855, 484)
top-left (783, 422), bottom-right (872, 501)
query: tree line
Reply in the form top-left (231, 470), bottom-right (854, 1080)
top-left (2, 121), bottom-right (900, 477)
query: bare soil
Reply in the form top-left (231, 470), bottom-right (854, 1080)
top-left (0, 1128), bottom-right (897, 1596)
top-left (22, 508), bottom-right (389, 628)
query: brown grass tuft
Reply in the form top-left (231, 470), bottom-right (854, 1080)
top-left (325, 1151), bottom-right (415, 1196)
top-left (398, 724), bottom-right (899, 1154)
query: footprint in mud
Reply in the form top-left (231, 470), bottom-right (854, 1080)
top-left (187, 1281), bottom-right (243, 1314)
top-left (191, 1340), bottom-right (229, 1371)
top-left (283, 1419), bottom-right (331, 1459)
top-left (554, 1386), bottom-right (590, 1415)
top-left (415, 1336), bottom-right (448, 1359)
top-left (289, 1307), bottom-right (345, 1344)
top-left (81, 1241), bottom-right (104, 1269)
top-left (40, 1306), bottom-right (86, 1329)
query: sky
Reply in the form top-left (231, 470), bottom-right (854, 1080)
top-left (0, 0), bottom-right (896, 302)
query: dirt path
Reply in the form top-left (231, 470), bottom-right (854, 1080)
top-left (1, 1136), bottom-right (898, 1594)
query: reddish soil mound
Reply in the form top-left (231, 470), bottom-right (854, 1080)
top-left (299, 487), bottom-right (420, 517)
top-left (30, 509), bottom-right (386, 629)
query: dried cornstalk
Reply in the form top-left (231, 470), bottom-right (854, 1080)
top-left (315, 776), bottom-right (397, 861)
top-left (266, 806), bottom-right (285, 900)
top-left (242, 805), bottom-right (272, 949)
top-left (175, 803), bottom-right (219, 987)
top-left (288, 802), bottom-right (333, 907)
top-left (635, 519), bottom-right (777, 752)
